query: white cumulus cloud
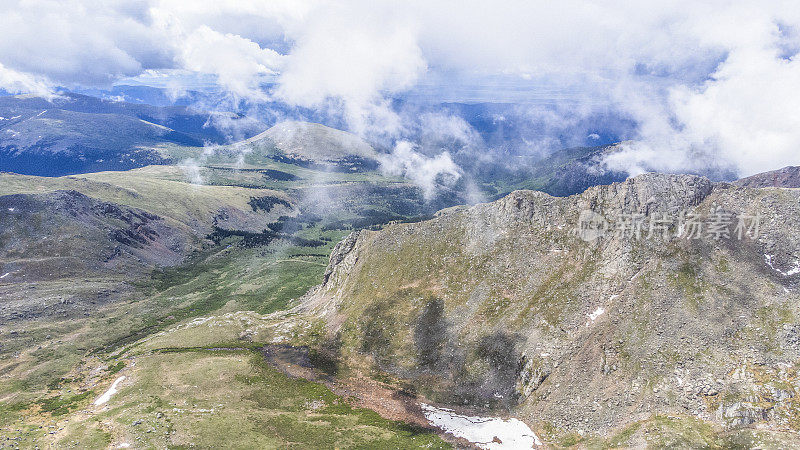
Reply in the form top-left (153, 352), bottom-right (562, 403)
top-left (274, 2), bottom-right (426, 137)
top-left (1, 1), bottom-right (800, 176)
top-left (0, 63), bottom-right (54, 98)
top-left (380, 140), bottom-right (462, 200)
top-left (176, 26), bottom-right (283, 101)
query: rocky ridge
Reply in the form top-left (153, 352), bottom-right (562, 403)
top-left (736, 166), bottom-right (800, 189)
top-left (301, 172), bottom-right (800, 441)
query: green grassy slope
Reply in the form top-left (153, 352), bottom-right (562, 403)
top-left (0, 122), bottom-right (459, 447)
top-left (0, 230), bottom-right (454, 448)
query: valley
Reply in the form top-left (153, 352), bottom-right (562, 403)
top-left (4, 3), bottom-right (800, 448)
top-left (0, 120), bottom-right (461, 448)
top-left (2, 115), bottom-right (800, 448)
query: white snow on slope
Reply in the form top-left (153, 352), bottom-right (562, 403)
top-left (94, 376), bottom-right (126, 406)
top-left (421, 403), bottom-right (541, 449)
top-left (588, 307), bottom-right (605, 323)
top-left (765, 254), bottom-right (800, 276)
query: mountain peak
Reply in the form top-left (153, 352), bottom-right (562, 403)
top-left (244, 121), bottom-right (378, 165)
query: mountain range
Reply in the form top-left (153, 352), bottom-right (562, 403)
top-left (2, 92), bottom-right (800, 448)
top-left (0, 93), bottom-right (263, 176)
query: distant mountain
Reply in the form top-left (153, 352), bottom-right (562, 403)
top-left (0, 93), bottom-right (265, 176)
top-left (528, 144), bottom-right (629, 196)
top-left (482, 143), bottom-right (629, 198)
top-left (238, 121), bottom-right (380, 171)
top-left (73, 85), bottom-right (212, 107)
top-left (0, 93), bottom-right (263, 143)
top-left (435, 102), bottom-right (632, 150)
top-left (736, 166), bottom-right (800, 188)
top-left (256, 121), bottom-right (376, 160)
top-left (0, 90), bottom-right (640, 201)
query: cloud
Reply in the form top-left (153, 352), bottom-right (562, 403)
top-left (150, 12), bottom-right (284, 102)
top-left (602, 3), bottom-right (800, 177)
top-left (380, 140), bottom-right (462, 200)
top-left (0, 63), bottom-right (54, 98)
top-left (1, 1), bottom-right (799, 175)
top-left (415, 113), bottom-right (480, 147)
top-left (0, 0), bottom-right (170, 86)
top-left (179, 26), bottom-right (282, 101)
top-left (667, 43), bottom-right (800, 176)
top-left (179, 157), bottom-right (205, 185)
top-left (274, 2), bottom-right (426, 137)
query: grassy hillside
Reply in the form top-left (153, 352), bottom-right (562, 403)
top-left (0, 118), bottom-right (465, 447)
top-left (0, 167), bottom-right (293, 232)
top-left (0, 235), bottom-right (450, 448)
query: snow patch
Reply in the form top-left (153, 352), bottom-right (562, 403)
top-left (421, 403), bottom-right (541, 449)
top-left (588, 307), bottom-right (605, 321)
top-left (0, 273), bottom-right (9, 279)
top-left (94, 376), bottom-right (126, 406)
top-left (585, 307), bottom-right (605, 326)
top-left (139, 118), bottom-right (171, 131)
top-left (188, 316), bottom-right (213, 327)
top-left (765, 254), bottom-right (800, 276)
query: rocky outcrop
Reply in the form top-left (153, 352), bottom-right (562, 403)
top-left (303, 172), bottom-right (800, 437)
top-left (322, 229), bottom-right (367, 287)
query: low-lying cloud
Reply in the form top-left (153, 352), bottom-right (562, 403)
top-left (1, 0), bottom-right (799, 178)
top-left (380, 141), bottom-right (462, 200)
top-left (0, 63), bottom-right (53, 98)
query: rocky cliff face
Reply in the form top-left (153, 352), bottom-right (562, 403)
top-left (303, 173), bottom-right (800, 441)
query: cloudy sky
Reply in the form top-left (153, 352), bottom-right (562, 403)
top-left (1, 0), bottom-right (799, 176)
